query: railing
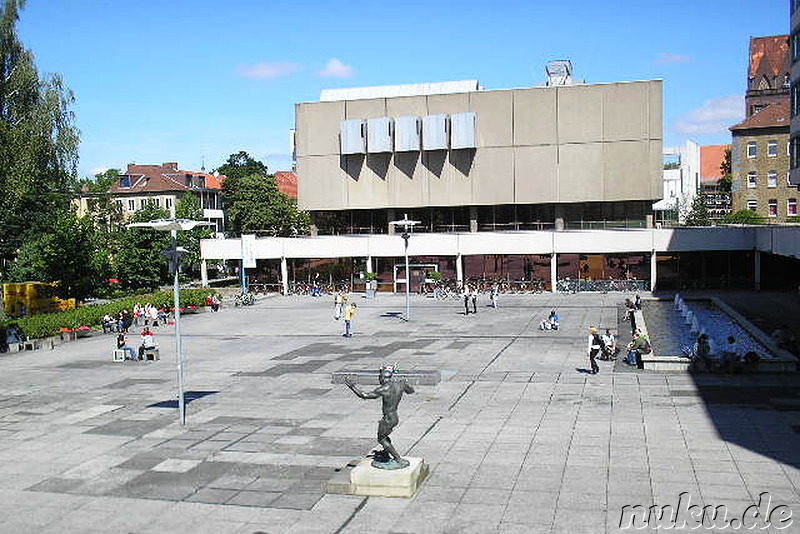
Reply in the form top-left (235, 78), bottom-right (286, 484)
top-left (556, 279), bottom-right (650, 293)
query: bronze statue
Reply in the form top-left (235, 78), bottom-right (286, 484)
top-left (344, 364), bottom-right (415, 469)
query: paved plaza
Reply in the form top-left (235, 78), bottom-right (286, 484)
top-left (0, 292), bottom-right (798, 533)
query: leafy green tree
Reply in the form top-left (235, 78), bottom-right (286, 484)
top-left (7, 213), bottom-right (102, 300)
top-left (222, 173), bottom-right (310, 236)
top-left (723, 209), bottom-right (764, 225)
top-left (0, 0), bottom-right (80, 275)
top-left (719, 149), bottom-right (732, 193)
top-left (175, 194), bottom-right (213, 278)
top-left (113, 205), bottom-right (172, 292)
top-left (76, 168), bottom-right (120, 193)
top-left (216, 151), bottom-right (269, 180)
top-left (682, 195), bottom-right (711, 226)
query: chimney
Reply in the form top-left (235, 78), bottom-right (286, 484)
top-left (164, 162), bottom-right (178, 171)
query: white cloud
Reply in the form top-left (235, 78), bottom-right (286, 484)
top-left (317, 58), bottom-right (354, 78)
top-left (236, 61), bottom-right (301, 80)
top-left (673, 95), bottom-right (744, 135)
top-left (654, 52), bottom-right (691, 65)
top-left (90, 166), bottom-right (109, 176)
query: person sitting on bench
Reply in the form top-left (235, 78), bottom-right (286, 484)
top-left (139, 327), bottom-right (157, 359)
top-left (116, 333), bottom-right (138, 361)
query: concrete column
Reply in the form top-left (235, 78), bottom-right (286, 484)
top-left (650, 251), bottom-right (657, 292)
top-left (281, 257), bottom-right (289, 296)
top-left (469, 207), bottom-right (478, 233)
top-left (456, 253), bottom-right (463, 285)
top-left (645, 214), bottom-right (654, 229)
top-left (366, 255), bottom-right (373, 274)
top-left (309, 224), bottom-right (318, 237)
top-left (200, 260), bottom-right (208, 287)
top-left (387, 209), bottom-right (396, 235)
top-left (754, 251), bottom-right (761, 291)
top-left (550, 253), bottom-right (557, 293)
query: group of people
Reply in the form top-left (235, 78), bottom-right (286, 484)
top-left (205, 293), bottom-right (222, 312)
top-left (539, 310), bottom-right (559, 330)
top-left (116, 327), bottom-right (157, 361)
top-left (103, 304), bottom-right (168, 334)
top-left (586, 326), bottom-right (621, 373)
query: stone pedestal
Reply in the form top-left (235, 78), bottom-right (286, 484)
top-left (327, 457), bottom-right (428, 498)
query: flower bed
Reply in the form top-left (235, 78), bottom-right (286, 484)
top-left (2, 288), bottom-right (215, 339)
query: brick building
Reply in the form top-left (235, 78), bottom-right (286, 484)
top-left (730, 103), bottom-right (797, 221)
top-left (699, 144), bottom-right (731, 220)
top-left (747, 35), bottom-right (790, 117)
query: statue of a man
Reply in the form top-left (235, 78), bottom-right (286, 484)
top-left (344, 365), bottom-right (415, 469)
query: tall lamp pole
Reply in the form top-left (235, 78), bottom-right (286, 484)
top-left (389, 214), bottom-right (420, 321)
top-left (128, 218), bottom-right (213, 425)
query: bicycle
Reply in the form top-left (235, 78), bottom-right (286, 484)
top-left (234, 292), bottom-right (256, 306)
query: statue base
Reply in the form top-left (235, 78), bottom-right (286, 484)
top-left (327, 456), bottom-right (428, 498)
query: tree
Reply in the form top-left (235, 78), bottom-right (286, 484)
top-left (113, 205), bottom-right (172, 292)
top-left (0, 0), bottom-right (80, 275)
top-left (719, 148), bottom-right (732, 192)
top-left (723, 209), bottom-right (764, 225)
top-left (76, 168), bottom-right (120, 193)
top-left (7, 213), bottom-right (103, 300)
top-left (216, 151), bottom-right (269, 180)
top-left (682, 195), bottom-right (711, 226)
top-left (222, 173), bottom-right (310, 237)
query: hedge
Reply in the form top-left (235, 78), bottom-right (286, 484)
top-left (1, 288), bottom-right (215, 339)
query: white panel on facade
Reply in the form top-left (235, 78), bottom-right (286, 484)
top-left (450, 112), bottom-right (476, 149)
top-left (340, 119), bottom-right (366, 154)
top-left (367, 117), bottom-right (393, 153)
top-left (422, 114), bottom-right (449, 151)
top-left (394, 116), bottom-right (421, 152)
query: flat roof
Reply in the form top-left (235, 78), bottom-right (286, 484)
top-left (320, 80), bottom-right (481, 102)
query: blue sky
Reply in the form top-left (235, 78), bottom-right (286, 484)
top-left (18, 0), bottom-right (788, 179)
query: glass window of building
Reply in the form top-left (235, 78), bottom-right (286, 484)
top-left (747, 199), bottom-right (758, 211)
top-left (768, 140), bottom-right (778, 157)
top-left (153, 198), bottom-right (160, 208)
top-left (165, 197), bottom-right (173, 210)
top-left (747, 142), bottom-right (757, 158)
top-left (768, 171), bottom-right (778, 187)
top-left (768, 199), bottom-right (778, 218)
top-left (127, 199), bottom-right (135, 211)
top-left (747, 172), bottom-right (758, 188)
top-left (788, 198), bottom-right (797, 217)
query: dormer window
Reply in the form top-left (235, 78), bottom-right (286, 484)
top-left (120, 176), bottom-right (131, 188)
top-left (197, 176), bottom-right (205, 188)
top-left (185, 174), bottom-right (193, 187)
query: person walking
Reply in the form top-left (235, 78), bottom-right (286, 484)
top-left (490, 282), bottom-right (499, 309)
top-left (587, 326), bottom-right (601, 374)
top-left (470, 285), bottom-right (477, 314)
top-left (343, 303), bottom-right (357, 337)
top-left (334, 290), bottom-right (344, 320)
top-left (462, 284), bottom-right (472, 315)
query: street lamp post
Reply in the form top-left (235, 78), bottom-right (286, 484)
top-left (389, 214), bottom-right (420, 321)
top-left (128, 218), bottom-right (213, 425)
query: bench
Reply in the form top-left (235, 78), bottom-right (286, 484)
top-left (142, 347), bottom-right (160, 361)
top-left (113, 349), bottom-right (126, 362)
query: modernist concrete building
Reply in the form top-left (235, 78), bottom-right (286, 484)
top-left (295, 79), bottom-right (663, 234)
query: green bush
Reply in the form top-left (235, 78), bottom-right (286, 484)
top-left (14, 288), bottom-right (215, 339)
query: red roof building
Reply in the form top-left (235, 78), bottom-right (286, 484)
top-left (700, 144), bottom-right (730, 185)
top-left (746, 35), bottom-right (790, 117)
top-left (274, 171), bottom-right (298, 200)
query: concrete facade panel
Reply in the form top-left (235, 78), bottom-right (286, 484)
top-left (427, 92), bottom-right (470, 114)
top-left (649, 81), bottom-right (663, 140)
top-left (388, 155), bottom-right (428, 208)
top-left (385, 96), bottom-right (427, 117)
top-left (296, 101), bottom-right (344, 156)
top-left (469, 90), bottom-right (513, 147)
top-left (344, 98), bottom-right (387, 119)
top-left (298, 155), bottom-right (348, 210)
top-left (514, 145), bottom-right (558, 203)
top-left (426, 151), bottom-right (470, 206)
top-left (603, 82), bottom-right (649, 141)
top-left (558, 143), bottom-right (603, 201)
top-left (512, 88), bottom-right (557, 146)
top-left (603, 141), bottom-right (650, 200)
top-left (349, 154), bottom-right (390, 208)
top-left (470, 147), bottom-right (514, 205)
top-left (557, 85), bottom-right (603, 144)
